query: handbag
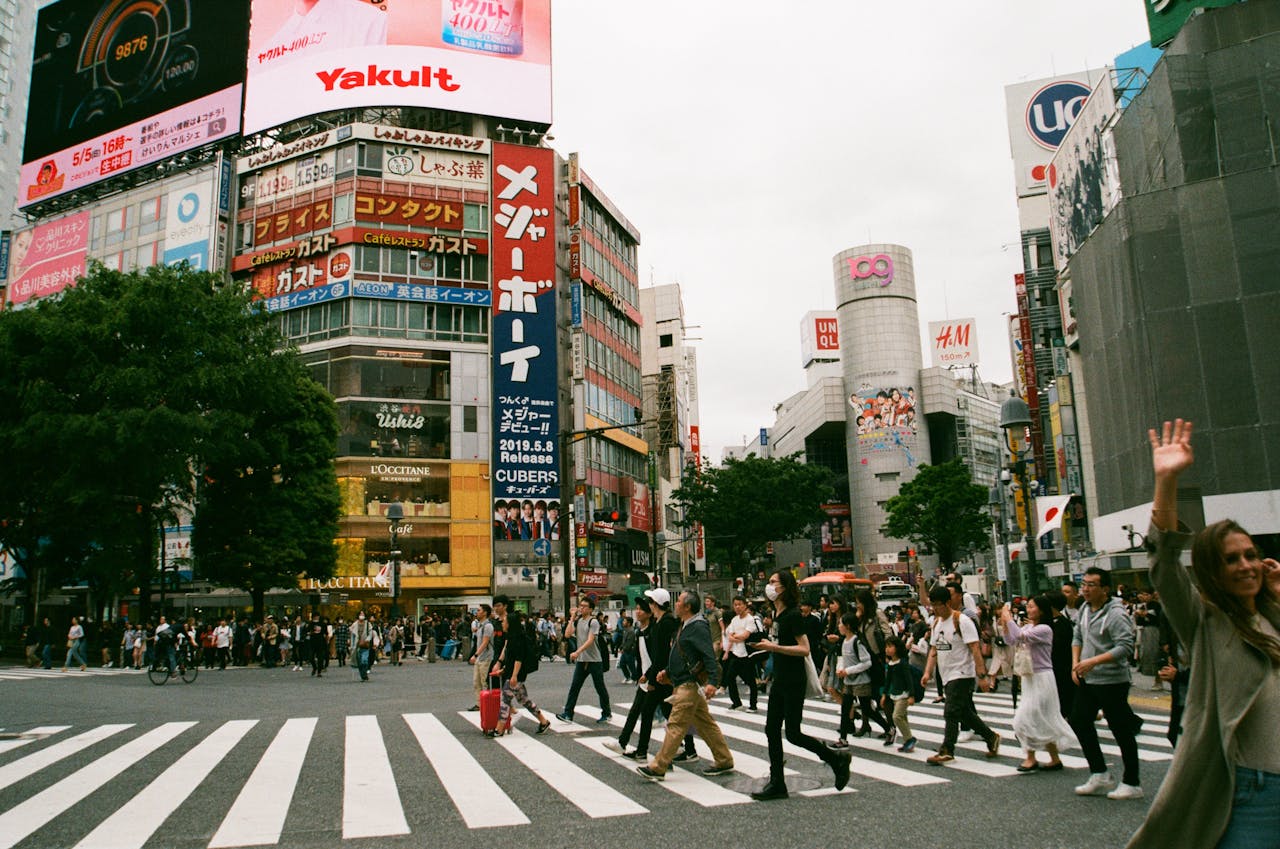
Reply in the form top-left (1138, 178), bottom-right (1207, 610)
top-left (1013, 641), bottom-right (1034, 677)
top-left (803, 654), bottom-right (824, 698)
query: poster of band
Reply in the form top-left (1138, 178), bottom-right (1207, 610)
top-left (492, 498), bottom-right (561, 540)
top-left (490, 142), bottom-right (559, 502)
top-left (1048, 77), bottom-right (1121, 271)
top-left (849, 384), bottom-right (918, 465)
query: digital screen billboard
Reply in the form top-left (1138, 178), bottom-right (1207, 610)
top-left (20, 0), bottom-right (249, 207)
top-left (243, 0), bottom-right (552, 134)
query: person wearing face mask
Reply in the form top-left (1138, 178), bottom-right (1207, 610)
top-left (751, 569), bottom-right (852, 799)
top-left (350, 611), bottom-right (375, 682)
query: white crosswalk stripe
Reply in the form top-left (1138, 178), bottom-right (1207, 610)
top-left (0, 693), bottom-right (1177, 846)
top-left (0, 666), bottom-right (144, 681)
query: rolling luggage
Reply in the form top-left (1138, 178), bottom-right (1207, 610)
top-left (479, 673), bottom-right (502, 734)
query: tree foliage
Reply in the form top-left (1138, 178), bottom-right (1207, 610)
top-left (672, 454), bottom-right (834, 575)
top-left (882, 459), bottom-right (991, 569)
top-left (0, 263), bottom-right (339, 621)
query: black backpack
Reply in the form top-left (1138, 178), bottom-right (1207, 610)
top-left (522, 621), bottom-right (540, 674)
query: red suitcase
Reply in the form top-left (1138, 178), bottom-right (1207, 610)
top-left (479, 674), bottom-right (502, 734)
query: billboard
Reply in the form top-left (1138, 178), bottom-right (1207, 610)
top-left (20, 0), bottom-right (249, 207)
top-left (243, 0), bottom-right (552, 134)
top-left (799, 310), bottom-right (838, 367)
top-left (5, 212), bottom-right (91, 308)
top-left (163, 179), bottom-right (216, 270)
top-left (929, 318), bottom-right (978, 368)
top-left (490, 142), bottom-right (558, 501)
top-left (1144, 0), bottom-right (1242, 46)
top-left (820, 504), bottom-right (852, 554)
top-left (1004, 69), bottom-right (1109, 198)
top-left (1048, 77), bottom-right (1121, 270)
top-left (848, 383), bottom-right (919, 463)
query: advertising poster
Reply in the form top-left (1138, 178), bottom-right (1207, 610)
top-left (491, 142), bottom-right (558, 501)
top-left (493, 498), bottom-right (560, 541)
top-left (243, 0), bottom-right (552, 134)
top-left (5, 212), bottom-right (91, 307)
top-left (630, 481), bottom-right (651, 533)
top-left (1004, 69), bottom-right (1108, 198)
top-left (1047, 78), bottom-right (1121, 270)
top-left (929, 318), bottom-right (978, 368)
top-left (820, 504), bottom-right (852, 554)
top-left (848, 383), bottom-right (918, 463)
top-left (21, 0), bottom-right (248, 206)
top-left (163, 179), bottom-right (215, 269)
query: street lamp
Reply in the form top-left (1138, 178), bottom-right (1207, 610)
top-left (999, 389), bottom-right (1040, 595)
top-left (988, 471), bottom-right (1013, 600)
top-left (386, 502), bottom-right (404, 619)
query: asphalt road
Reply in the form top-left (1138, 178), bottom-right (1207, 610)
top-left (0, 657), bottom-right (1171, 849)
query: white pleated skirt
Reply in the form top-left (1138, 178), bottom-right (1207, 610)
top-left (1013, 670), bottom-right (1078, 752)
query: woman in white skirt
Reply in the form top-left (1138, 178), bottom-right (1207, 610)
top-left (1000, 596), bottom-right (1077, 772)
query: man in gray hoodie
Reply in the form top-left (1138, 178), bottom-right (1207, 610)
top-left (1069, 567), bottom-right (1142, 800)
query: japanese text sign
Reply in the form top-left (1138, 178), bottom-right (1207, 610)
top-left (491, 142), bottom-right (559, 500)
top-left (5, 212), bottom-right (91, 307)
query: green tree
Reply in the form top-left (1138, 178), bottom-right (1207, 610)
top-left (672, 454), bottom-right (834, 579)
top-left (0, 263), bottom-right (339, 622)
top-left (882, 459), bottom-right (991, 569)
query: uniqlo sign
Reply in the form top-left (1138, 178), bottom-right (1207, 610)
top-left (491, 143), bottom-right (560, 500)
top-left (815, 317), bottom-right (839, 351)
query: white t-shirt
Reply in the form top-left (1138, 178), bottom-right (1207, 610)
top-left (725, 614), bottom-right (760, 658)
top-left (214, 625), bottom-right (231, 648)
top-left (931, 612), bottom-right (979, 685)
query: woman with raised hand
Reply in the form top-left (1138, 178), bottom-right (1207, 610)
top-left (1127, 420), bottom-right (1280, 849)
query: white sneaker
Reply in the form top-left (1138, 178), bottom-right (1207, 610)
top-left (602, 740), bottom-right (625, 755)
top-left (957, 731), bottom-right (976, 743)
top-left (1075, 772), bottom-right (1116, 796)
top-left (1107, 783), bottom-right (1144, 800)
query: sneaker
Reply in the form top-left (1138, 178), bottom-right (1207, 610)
top-left (555, 713), bottom-right (572, 723)
top-left (468, 705), bottom-right (479, 712)
top-left (957, 730), bottom-right (976, 743)
top-left (1075, 772), bottom-right (1117, 796)
top-left (672, 751), bottom-right (699, 763)
top-left (1107, 783), bottom-right (1144, 801)
top-left (926, 751), bottom-right (955, 766)
top-left (702, 763), bottom-right (735, 777)
top-left (596, 715), bottom-right (613, 724)
top-left (622, 750), bottom-right (647, 760)
top-left (985, 733), bottom-right (1001, 759)
top-left (729, 704), bottom-right (743, 711)
top-left (898, 737), bottom-right (918, 753)
top-left (602, 740), bottom-right (625, 755)
top-left (747, 706), bottom-right (759, 712)
top-left (636, 766), bottom-right (664, 782)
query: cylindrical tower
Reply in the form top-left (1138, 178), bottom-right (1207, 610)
top-left (833, 243), bottom-right (930, 566)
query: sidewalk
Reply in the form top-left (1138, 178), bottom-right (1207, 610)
top-left (1127, 670), bottom-right (1173, 711)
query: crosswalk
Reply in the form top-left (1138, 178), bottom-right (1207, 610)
top-left (0, 666), bottom-right (143, 682)
top-left (0, 689), bottom-right (1173, 847)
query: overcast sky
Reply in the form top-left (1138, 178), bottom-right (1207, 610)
top-left (545, 1), bottom-right (1150, 461)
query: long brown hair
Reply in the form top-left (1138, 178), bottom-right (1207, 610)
top-left (1191, 520), bottom-right (1280, 665)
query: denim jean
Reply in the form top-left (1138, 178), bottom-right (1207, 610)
top-left (1216, 767), bottom-right (1280, 849)
top-left (356, 648), bottom-right (371, 680)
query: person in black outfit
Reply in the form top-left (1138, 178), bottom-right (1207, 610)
top-left (308, 613), bottom-right (328, 677)
top-left (1046, 590), bottom-right (1077, 720)
top-left (754, 570), bottom-right (852, 799)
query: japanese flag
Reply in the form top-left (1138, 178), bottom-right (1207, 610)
top-left (374, 563), bottom-right (391, 587)
top-left (1036, 496), bottom-right (1073, 540)
top-left (1008, 541), bottom-right (1027, 562)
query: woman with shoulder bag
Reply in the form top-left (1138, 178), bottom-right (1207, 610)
top-left (1001, 596), bottom-right (1075, 772)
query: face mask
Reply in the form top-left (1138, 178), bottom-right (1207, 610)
top-left (765, 584), bottom-right (779, 601)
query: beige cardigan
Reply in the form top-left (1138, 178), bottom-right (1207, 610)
top-left (1126, 523), bottom-right (1279, 849)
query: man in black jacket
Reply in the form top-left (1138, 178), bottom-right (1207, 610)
top-left (1046, 590), bottom-right (1077, 720)
top-left (638, 590), bottom-right (735, 781)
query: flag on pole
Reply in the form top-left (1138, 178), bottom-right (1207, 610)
top-left (1035, 495), bottom-right (1073, 539)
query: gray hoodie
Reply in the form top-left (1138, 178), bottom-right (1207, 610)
top-left (1071, 596), bottom-right (1134, 685)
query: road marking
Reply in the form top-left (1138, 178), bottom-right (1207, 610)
top-left (209, 718), bottom-right (317, 848)
top-left (576, 736), bottom-right (751, 808)
top-left (342, 716), bottom-right (409, 840)
top-left (405, 713), bottom-right (528, 829)
top-left (458, 712), bottom-right (647, 819)
top-left (0, 722), bottom-right (194, 849)
top-left (73, 720), bottom-right (257, 849)
top-left (0, 726), bottom-right (71, 757)
top-left (0, 724), bottom-right (133, 791)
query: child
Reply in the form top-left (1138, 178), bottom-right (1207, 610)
top-left (831, 613), bottom-right (892, 748)
top-left (881, 636), bottom-right (918, 753)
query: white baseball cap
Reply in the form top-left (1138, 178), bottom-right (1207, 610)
top-left (643, 587), bottom-right (671, 607)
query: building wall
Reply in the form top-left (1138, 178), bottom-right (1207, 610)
top-left (834, 243), bottom-right (931, 562)
top-left (0, 0), bottom-right (35, 229)
top-left (1068, 3), bottom-right (1280, 548)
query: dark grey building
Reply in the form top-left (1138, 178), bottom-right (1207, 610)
top-left (1067, 1), bottom-right (1280, 553)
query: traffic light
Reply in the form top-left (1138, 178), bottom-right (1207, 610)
top-left (537, 572), bottom-right (547, 590)
top-left (592, 509), bottom-right (626, 523)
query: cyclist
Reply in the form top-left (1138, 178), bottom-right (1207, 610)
top-left (154, 616), bottom-right (182, 676)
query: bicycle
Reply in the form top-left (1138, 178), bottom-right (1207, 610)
top-left (147, 640), bottom-right (199, 685)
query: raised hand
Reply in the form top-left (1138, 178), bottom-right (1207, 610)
top-left (1148, 419), bottom-right (1193, 479)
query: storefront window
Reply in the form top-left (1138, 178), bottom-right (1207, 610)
top-left (338, 400), bottom-right (450, 458)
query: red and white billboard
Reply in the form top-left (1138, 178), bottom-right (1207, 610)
top-left (630, 481), bottom-right (652, 533)
top-left (928, 318), bottom-right (978, 368)
top-left (5, 212), bottom-right (91, 308)
top-left (243, 0), bottom-right (552, 134)
top-left (20, 0), bottom-right (248, 207)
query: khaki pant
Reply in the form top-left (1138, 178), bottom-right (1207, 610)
top-left (650, 683), bottom-right (733, 774)
top-left (473, 659), bottom-right (493, 703)
top-left (892, 695), bottom-right (914, 739)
